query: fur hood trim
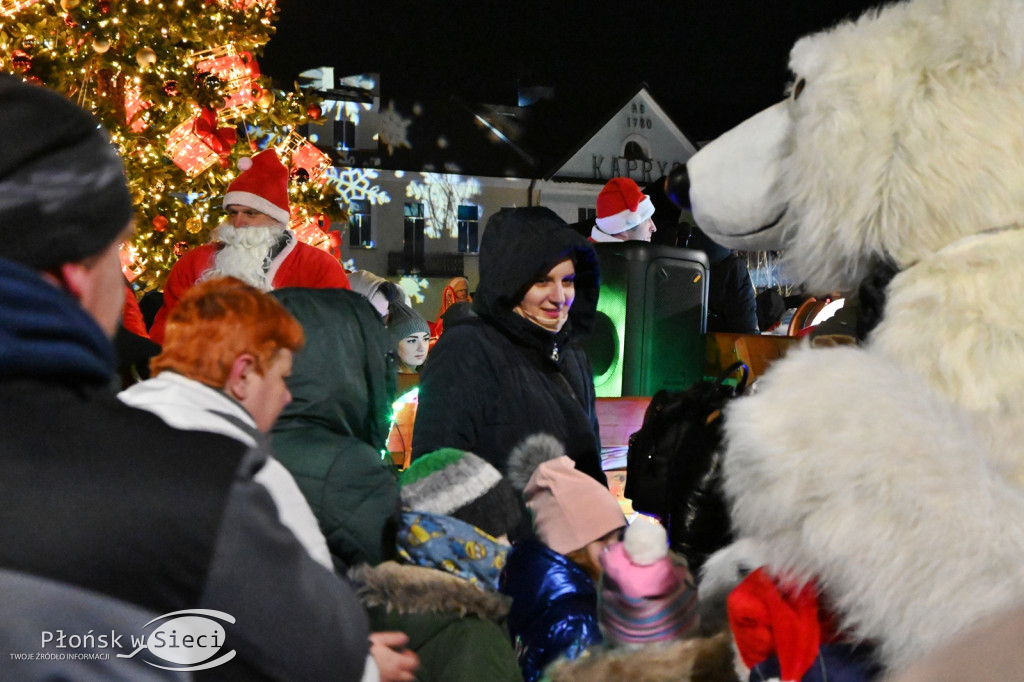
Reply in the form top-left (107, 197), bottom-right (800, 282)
top-left (722, 345), bottom-right (1024, 669)
top-left (348, 562), bottom-right (511, 621)
top-left (546, 632), bottom-right (739, 682)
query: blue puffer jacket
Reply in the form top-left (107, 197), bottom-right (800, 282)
top-left (499, 539), bottom-right (603, 682)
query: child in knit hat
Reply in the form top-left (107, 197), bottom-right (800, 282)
top-left (348, 447), bottom-right (524, 682)
top-left (599, 518), bottom-right (700, 648)
top-left (500, 433), bottom-right (627, 682)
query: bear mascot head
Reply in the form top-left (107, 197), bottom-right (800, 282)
top-left (681, 0), bottom-right (1024, 676)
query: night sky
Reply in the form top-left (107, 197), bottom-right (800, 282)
top-left (261, 0), bottom-right (883, 142)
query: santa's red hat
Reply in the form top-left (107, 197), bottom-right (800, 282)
top-left (222, 150), bottom-right (290, 225)
top-left (594, 177), bottom-right (655, 240)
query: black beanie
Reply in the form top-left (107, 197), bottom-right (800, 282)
top-left (0, 75), bottom-right (134, 269)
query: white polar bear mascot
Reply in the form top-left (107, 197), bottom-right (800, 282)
top-left (684, 0), bottom-right (1024, 676)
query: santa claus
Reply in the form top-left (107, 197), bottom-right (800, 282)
top-left (149, 150), bottom-right (349, 344)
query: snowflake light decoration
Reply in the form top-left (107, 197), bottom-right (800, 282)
top-left (327, 167), bottom-right (391, 206)
top-left (377, 100), bottom-right (412, 155)
top-left (405, 173), bottom-right (482, 238)
top-left (321, 98), bottom-right (373, 127)
top-left (398, 276), bottom-right (429, 304)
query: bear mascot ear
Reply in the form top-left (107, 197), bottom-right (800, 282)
top-left (685, 0), bottom-right (1024, 295)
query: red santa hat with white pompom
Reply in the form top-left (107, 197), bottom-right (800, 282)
top-left (592, 176), bottom-right (655, 242)
top-left (222, 149), bottom-right (291, 225)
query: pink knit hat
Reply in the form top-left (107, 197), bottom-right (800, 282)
top-left (594, 177), bottom-right (655, 240)
top-left (222, 150), bottom-right (291, 225)
top-left (524, 454), bottom-right (625, 555)
top-left (599, 520), bottom-right (699, 647)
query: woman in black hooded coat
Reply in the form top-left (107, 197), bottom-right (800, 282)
top-left (411, 206), bottom-right (605, 488)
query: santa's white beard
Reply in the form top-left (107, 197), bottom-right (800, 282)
top-left (200, 221), bottom-right (289, 290)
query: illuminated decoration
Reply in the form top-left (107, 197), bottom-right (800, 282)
top-left (119, 241), bottom-right (145, 282)
top-left (123, 84), bottom-right (150, 133)
top-left (190, 44), bottom-right (261, 121)
top-left (215, 0), bottom-right (274, 9)
top-left (165, 109), bottom-right (234, 177)
top-left (405, 173), bottom-right (482, 238)
top-left (5, 0), bottom-right (346, 291)
top-left (387, 387), bottom-right (419, 466)
top-left (377, 100), bottom-right (411, 154)
top-left (276, 130), bottom-right (331, 185)
top-left (328, 167), bottom-right (391, 206)
top-left (398, 276), bottom-right (429, 304)
top-left (321, 98), bottom-right (373, 127)
top-left (289, 211), bottom-right (340, 257)
top-left (0, 0), bottom-right (39, 17)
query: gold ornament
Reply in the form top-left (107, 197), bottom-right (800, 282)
top-left (92, 38), bottom-right (111, 54)
top-left (135, 47), bottom-right (157, 68)
top-left (60, 0), bottom-right (80, 9)
top-left (257, 89), bottom-right (275, 108)
top-left (185, 217), bottom-right (203, 234)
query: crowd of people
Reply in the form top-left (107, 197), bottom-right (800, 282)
top-left (0, 71), bottom-right (908, 682)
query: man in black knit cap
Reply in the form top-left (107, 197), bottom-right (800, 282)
top-left (0, 75), bottom-right (390, 680)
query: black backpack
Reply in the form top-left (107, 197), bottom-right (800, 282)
top-left (624, 361), bottom-right (749, 575)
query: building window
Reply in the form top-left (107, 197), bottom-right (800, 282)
top-left (348, 199), bottom-right (373, 248)
top-left (404, 202), bottom-right (425, 257)
top-left (578, 207), bottom-right (596, 223)
top-left (337, 120), bottom-right (356, 151)
top-left (457, 205), bottom-right (480, 253)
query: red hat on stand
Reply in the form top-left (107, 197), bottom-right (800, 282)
top-left (594, 177), bottom-right (655, 241)
top-left (222, 150), bottom-right (291, 225)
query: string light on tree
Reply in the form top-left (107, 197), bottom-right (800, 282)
top-left (0, 0), bottom-right (344, 291)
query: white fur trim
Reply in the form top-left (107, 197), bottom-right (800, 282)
top-left (595, 195), bottom-right (654, 234)
top-left (589, 225), bottom-right (623, 242)
top-left (223, 190), bottom-right (291, 226)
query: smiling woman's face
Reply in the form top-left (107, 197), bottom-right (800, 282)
top-left (513, 258), bottom-right (575, 333)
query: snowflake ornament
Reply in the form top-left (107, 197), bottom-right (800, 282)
top-left (328, 167), bottom-right (391, 206)
top-left (378, 100), bottom-right (412, 155)
top-left (398, 276), bottom-right (429, 304)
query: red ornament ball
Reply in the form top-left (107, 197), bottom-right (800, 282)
top-left (11, 50), bottom-right (31, 72)
top-left (152, 215), bottom-right (169, 232)
top-left (307, 103), bottom-right (322, 120)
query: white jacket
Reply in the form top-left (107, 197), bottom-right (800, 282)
top-left (119, 372), bottom-right (334, 571)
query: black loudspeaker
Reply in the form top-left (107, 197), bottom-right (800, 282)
top-left (583, 242), bottom-right (709, 397)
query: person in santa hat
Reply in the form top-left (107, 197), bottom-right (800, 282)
top-left (591, 177), bottom-right (658, 243)
top-left (149, 149), bottom-right (350, 344)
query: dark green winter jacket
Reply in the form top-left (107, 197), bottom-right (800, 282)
top-left (271, 287), bottom-right (400, 571)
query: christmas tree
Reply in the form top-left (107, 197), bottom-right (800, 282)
top-left (0, 0), bottom-right (345, 291)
